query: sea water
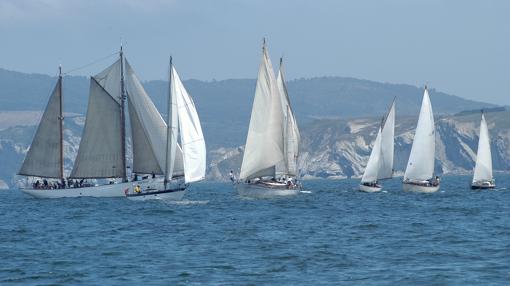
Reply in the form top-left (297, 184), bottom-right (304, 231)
top-left (1, 175), bottom-right (509, 285)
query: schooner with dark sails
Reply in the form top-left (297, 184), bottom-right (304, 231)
top-left (19, 48), bottom-right (205, 199)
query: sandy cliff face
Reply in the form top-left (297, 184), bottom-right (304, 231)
top-left (207, 109), bottom-right (510, 181)
top-left (1, 110), bottom-right (509, 186)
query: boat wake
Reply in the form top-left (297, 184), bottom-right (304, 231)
top-left (300, 190), bottom-right (312, 194)
top-left (164, 199), bottom-right (209, 205)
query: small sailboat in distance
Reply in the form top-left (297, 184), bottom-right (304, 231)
top-left (403, 86), bottom-right (440, 193)
top-left (471, 111), bottom-right (495, 189)
top-left (359, 99), bottom-right (395, 192)
top-left (236, 39), bottom-right (301, 197)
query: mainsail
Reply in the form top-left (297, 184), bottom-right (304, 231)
top-left (277, 59), bottom-right (300, 177)
top-left (361, 127), bottom-right (383, 183)
top-left (473, 112), bottom-right (493, 183)
top-left (70, 66), bottom-right (124, 178)
top-left (124, 60), bottom-right (184, 176)
top-left (240, 43), bottom-right (285, 180)
top-left (378, 100), bottom-right (395, 179)
top-left (18, 74), bottom-right (63, 178)
top-left (169, 65), bottom-right (206, 183)
top-left (404, 88), bottom-right (436, 181)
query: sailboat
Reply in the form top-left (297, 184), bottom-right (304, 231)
top-left (359, 99), bottom-right (395, 192)
top-left (471, 111), bottom-right (495, 189)
top-left (20, 47), bottom-right (203, 199)
top-left (236, 41), bottom-right (301, 197)
top-left (126, 57), bottom-right (206, 200)
top-left (402, 86), bottom-right (440, 192)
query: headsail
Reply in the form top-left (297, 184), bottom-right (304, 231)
top-left (70, 61), bottom-right (124, 178)
top-left (124, 60), bottom-right (184, 176)
top-left (361, 127), bottom-right (382, 183)
top-left (18, 75), bottom-right (63, 178)
top-left (473, 112), bottom-right (493, 183)
top-left (240, 43), bottom-right (285, 180)
top-left (276, 59), bottom-right (300, 177)
top-left (378, 99), bottom-right (395, 179)
top-left (170, 65), bottom-right (206, 183)
top-left (404, 88), bottom-right (436, 181)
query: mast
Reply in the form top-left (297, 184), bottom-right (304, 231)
top-left (119, 45), bottom-right (127, 182)
top-left (164, 56), bottom-right (173, 189)
top-left (58, 65), bottom-right (64, 179)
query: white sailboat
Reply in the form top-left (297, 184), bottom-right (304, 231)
top-left (236, 41), bottom-right (301, 197)
top-left (471, 111), bottom-right (495, 189)
top-left (402, 87), bottom-right (440, 192)
top-left (126, 57), bottom-right (206, 200)
top-left (20, 48), bottom-right (203, 199)
top-left (359, 99), bottom-right (395, 192)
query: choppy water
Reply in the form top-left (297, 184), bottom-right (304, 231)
top-left (1, 175), bottom-right (509, 285)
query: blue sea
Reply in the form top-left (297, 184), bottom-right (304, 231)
top-left (1, 175), bottom-right (509, 285)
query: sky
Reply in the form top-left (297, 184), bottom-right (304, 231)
top-left (1, 0), bottom-right (509, 105)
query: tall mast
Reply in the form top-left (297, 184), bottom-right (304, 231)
top-left (58, 65), bottom-right (64, 179)
top-left (119, 45), bottom-right (127, 182)
top-left (164, 56), bottom-right (173, 189)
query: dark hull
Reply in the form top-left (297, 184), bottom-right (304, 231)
top-left (471, 185), bottom-right (495, 190)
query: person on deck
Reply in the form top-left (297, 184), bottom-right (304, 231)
top-left (229, 170), bottom-right (235, 183)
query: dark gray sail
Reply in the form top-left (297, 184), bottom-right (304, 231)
top-left (18, 77), bottom-right (63, 178)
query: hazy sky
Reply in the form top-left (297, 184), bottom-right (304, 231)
top-left (1, 0), bottom-right (509, 104)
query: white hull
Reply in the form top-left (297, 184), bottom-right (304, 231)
top-left (21, 181), bottom-right (135, 199)
top-left (402, 182), bottom-right (440, 193)
top-left (358, 184), bottom-right (382, 193)
top-left (236, 182), bottom-right (300, 198)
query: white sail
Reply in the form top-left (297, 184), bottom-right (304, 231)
top-left (276, 62), bottom-right (300, 177)
top-left (240, 44), bottom-right (285, 180)
top-left (361, 127), bottom-right (382, 183)
top-left (18, 77), bottom-right (62, 178)
top-left (124, 60), bottom-right (184, 176)
top-left (170, 66), bottom-right (206, 183)
top-left (404, 88), bottom-right (436, 181)
top-left (473, 113), bottom-right (493, 183)
top-left (378, 100), bottom-right (395, 179)
top-left (70, 77), bottom-right (124, 178)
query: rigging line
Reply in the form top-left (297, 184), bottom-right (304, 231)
top-left (62, 51), bottom-right (119, 75)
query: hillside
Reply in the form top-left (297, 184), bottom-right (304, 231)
top-left (0, 67), bottom-right (505, 188)
top-left (208, 108), bottom-right (510, 181)
top-left (1, 108), bottom-right (509, 188)
top-left (0, 68), bottom-right (496, 149)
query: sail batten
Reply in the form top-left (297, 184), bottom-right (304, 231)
top-left (404, 89), bottom-right (436, 181)
top-left (473, 113), bottom-right (493, 183)
top-left (18, 77), bottom-right (63, 178)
